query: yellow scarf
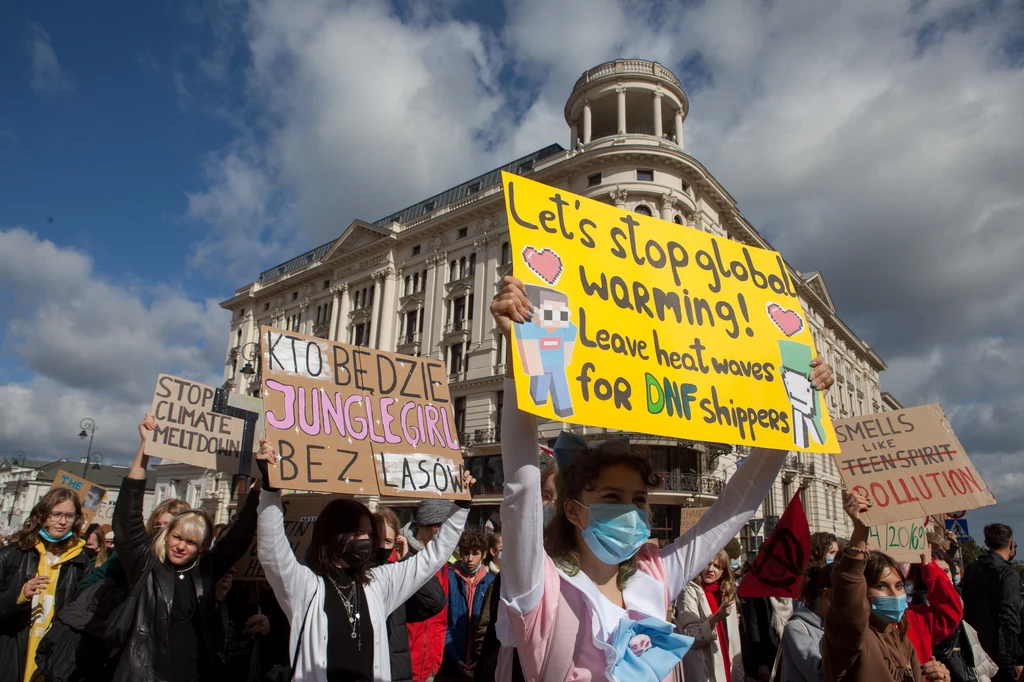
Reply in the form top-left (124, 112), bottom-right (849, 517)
top-left (23, 537), bottom-right (85, 682)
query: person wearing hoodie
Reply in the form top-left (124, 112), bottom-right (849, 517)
top-left (441, 529), bottom-right (495, 681)
top-left (0, 488), bottom-right (90, 682)
top-left (823, 491), bottom-right (950, 682)
top-left (961, 523), bottom-right (1021, 682)
top-left (402, 498), bottom-right (455, 682)
top-left (782, 563), bottom-right (834, 682)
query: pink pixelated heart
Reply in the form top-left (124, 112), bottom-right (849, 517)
top-left (767, 302), bottom-right (805, 337)
top-left (522, 246), bottom-right (563, 285)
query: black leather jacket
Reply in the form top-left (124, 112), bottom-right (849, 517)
top-left (112, 477), bottom-right (259, 682)
top-left (0, 538), bottom-right (91, 682)
top-left (962, 551), bottom-right (1023, 682)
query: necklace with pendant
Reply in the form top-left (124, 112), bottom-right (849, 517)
top-left (327, 574), bottom-right (362, 651)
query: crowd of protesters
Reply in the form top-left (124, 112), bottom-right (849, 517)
top-left (0, 274), bottom-right (1018, 682)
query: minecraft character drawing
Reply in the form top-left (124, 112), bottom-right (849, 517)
top-left (778, 340), bottom-right (827, 449)
top-left (516, 284), bottom-right (577, 418)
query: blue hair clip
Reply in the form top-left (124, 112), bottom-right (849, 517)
top-left (552, 431), bottom-right (630, 471)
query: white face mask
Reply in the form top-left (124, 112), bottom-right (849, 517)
top-left (497, 550), bottom-right (503, 562)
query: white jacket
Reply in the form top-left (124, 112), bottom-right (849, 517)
top-left (257, 489), bottom-right (468, 682)
top-left (675, 581), bottom-right (745, 682)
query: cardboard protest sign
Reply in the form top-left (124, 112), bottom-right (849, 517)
top-left (866, 517), bottom-right (931, 563)
top-left (146, 374), bottom-right (248, 473)
top-left (834, 405), bottom-right (996, 525)
top-left (680, 507), bottom-right (710, 534)
top-left (260, 326), bottom-right (469, 498)
top-left (502, 172), bottom-right (837, 453)
top-left (234, 493), bottom-right (338, 581)
top-left (51, 470), bottom-right (107, 523)
top-left (739, 492), bottom-right (810, 599)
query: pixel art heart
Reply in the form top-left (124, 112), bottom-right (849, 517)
top-left (522, 246), bottom-right (563, 285)
top-left (767, 303), bottom-right (804, 337)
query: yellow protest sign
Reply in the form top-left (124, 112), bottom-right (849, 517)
top-left (502, 172), bottom-right (838, 453)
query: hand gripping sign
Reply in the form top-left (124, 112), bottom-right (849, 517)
top-left (502, 172), bottom-right (838, 453)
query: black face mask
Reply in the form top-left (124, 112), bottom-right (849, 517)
top-left (341, 538), bottom-right (374, 567)
top-left (374, 547), bottom-right (392, 566)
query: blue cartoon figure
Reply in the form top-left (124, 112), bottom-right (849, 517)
top-left (516, 284), bottom-right (577, 418)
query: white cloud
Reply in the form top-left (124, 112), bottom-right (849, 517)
top-left (0, 228), bottom-right (228, 463)
top-left (26, 22), bottom-right (76, 97)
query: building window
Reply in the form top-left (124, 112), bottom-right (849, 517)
top-left (500, 242), bottom-right (511, 266)
top-left (450, 261), bottom-right (458, 282)
top-left (588, 173), bottom-right (602, 187)
top-left (420, 270), bottom-right (427, 291)
top-left (496, 333), bottom-right (505, 367)
top-left (496, 391), bottom-right (504, 430)
top-left (323, 280), bottom-right (330, 290)
top-left (457, 227), bottom-right (468, 240)
top-left (673, 214), bottom-right (684, 225)
top-left (637, 169), bottom-right (654, 182)
top-left (412, 245), bottom-right (421, 256)
top-left (635, 204), bottom-right (653, 216)
top-left (519, 160), bottom-right (534, 173)
top-left (423, 201), bottom-right (435, 214)
top-left (353, 323), bottom-right (367, 347)
top-left (459, 257), bottom-right (467, 279)
top-left (468, 182), bottom-right (480, 195)
top-left (404, 276), bottom-right (411, 296)
top-left (292, 292), bottom-right (298, 301)
top-left (454, 397), bottom-right (466, 436)
top-left (264, 302), bottom-right (270, 311)
top-left (681, 181), bottom-right (690, 193)
top-left (469, 253), bottom-right (476, 277)
top-left (448, 343), bottom-right (464, 376)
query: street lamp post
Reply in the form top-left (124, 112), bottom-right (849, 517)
top-left (238, 342), bottom-right (261, 396)
top-left (6, 451), bottom-right (26, 527)
top-left (78, 418), bottom-right (103, 480)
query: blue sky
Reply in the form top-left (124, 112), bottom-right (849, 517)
top-left (1, 0), bottom-right (1023, 539)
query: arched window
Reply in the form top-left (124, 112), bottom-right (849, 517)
top-left (500, 242), bottom-right (511, 266)
top-left (404, 276), bottom-right (411, 296)
top-left (469, 253), bottom-right (477, 277)
top-left (413, 272), bottom-right (420, 293)
top-left (634, 204), bottom-right (653, 216)
top-left (673, 214), bottom-right (684, 225)
top-left (450, 261), bottom-right (458, 281)
top-left (459, 257), bottom-right (467, 280)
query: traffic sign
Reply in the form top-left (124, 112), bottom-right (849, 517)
top-left (945, 518), bottom-right (970, 541)
top-left (947, 510), bottom-right (966, 520)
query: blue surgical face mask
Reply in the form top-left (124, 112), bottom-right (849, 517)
top-left (575, 502), bottom-right (651, 565)
top-left (825, 556), bottom-right (834, 565)
top-left (953, 575), bottom-right (961, 586)
top-left (542, 503), bottom-right (556, 527)
top-left (904, 581), bottom-right (915, 597)
top-left (39, 528), bottom-right (75, 543)
top-left (730, 560), bottom-right (740, 571)
top-left (870, 594), bottom-right (908, 624)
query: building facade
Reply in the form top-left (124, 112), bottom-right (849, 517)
top-left (219, 59), bottom-right (887, 553)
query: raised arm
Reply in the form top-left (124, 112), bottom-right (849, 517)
top-left (207, 477), bottom-right (261, 580)
top-left (660, 448), bottom-right (786, 599)
top-left (114, 415), bottom-right (158, 583)
top-left (371, 501), bottom-right (468, 616)
top-left (915, 556), bottom-right (963, 645)
top-left (822, 492), bottom-right (872, 679)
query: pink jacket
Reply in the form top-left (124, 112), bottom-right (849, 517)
top-left (497, 378), bottom-right (787, 682)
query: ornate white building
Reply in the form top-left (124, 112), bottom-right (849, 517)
top-left (219, 60), bottom-right (888, 552)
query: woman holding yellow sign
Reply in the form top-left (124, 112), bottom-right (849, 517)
top-left (490, 275), bottom-right (833, 682)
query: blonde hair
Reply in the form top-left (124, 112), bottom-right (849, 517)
top-left (704, 548), bottom-right (738, 603)
top-left (152, 510), bottom-right (213, 564)
top-left (146, 498), bottom-right (191, 538)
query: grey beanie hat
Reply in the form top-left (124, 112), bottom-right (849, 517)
top-left (416, 499), bottom-right (450, 527)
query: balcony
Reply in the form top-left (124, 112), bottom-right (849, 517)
top-left (783, 455), bottom-right (816, 477)
top-left (655, 471), bottom-right (725, 495)
top-left (397, 332), bottom-right (420, 348)
top-left (444, 319), bottom-right (470, 340)
top-left (492, 363), bottom-right (506, 376)
top-left (592, 123), bottom-right (673, 142)
top-left (572, 59), bottom-right (681, 92)
top-left (458, 427), bottom-right (501, 447)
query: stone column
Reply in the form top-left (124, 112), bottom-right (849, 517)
top-left (299, 300), bottom-right (311, 335)
top-left (421, 254), bottom-right (444, 360)
top-left (616, 86), bottom-right (626, 134)
top-left (582, 100), bottom-right (592, 144)
top-left (659, 192), bottom-right (674, 221)
top-left (375, 267), bottom-right (397, 352)
top-left (328, 284), bottom-right (345, 341)
top-left (569, 122), bottom-right (578, 150)
top-left (675, 109), bottom-right (684, 150)
top-left (653, 92), bottom-right (663, 139)
top-left (471, 236), bottom-right (490, 345)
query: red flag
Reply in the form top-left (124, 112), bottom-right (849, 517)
top-left (738, 491), bottom-right (811, 599)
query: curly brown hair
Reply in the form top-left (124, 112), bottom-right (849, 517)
top-left (810, 532), bottom-right (838, 568)
top-left (544, 439), bottom-right (661, 589)
top-left (18, 488), bottom-right (84, 553)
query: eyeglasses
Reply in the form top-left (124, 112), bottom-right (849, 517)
top-left (47, 512), bottom-right (77, 522)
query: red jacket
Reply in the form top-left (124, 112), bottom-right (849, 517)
top-left (906, 561), bottom-right (963, 662)
top-left (408, 563), bottom-right (449, 682)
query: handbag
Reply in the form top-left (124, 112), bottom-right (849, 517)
top-left (264, 597), bottom-right (315, 682)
